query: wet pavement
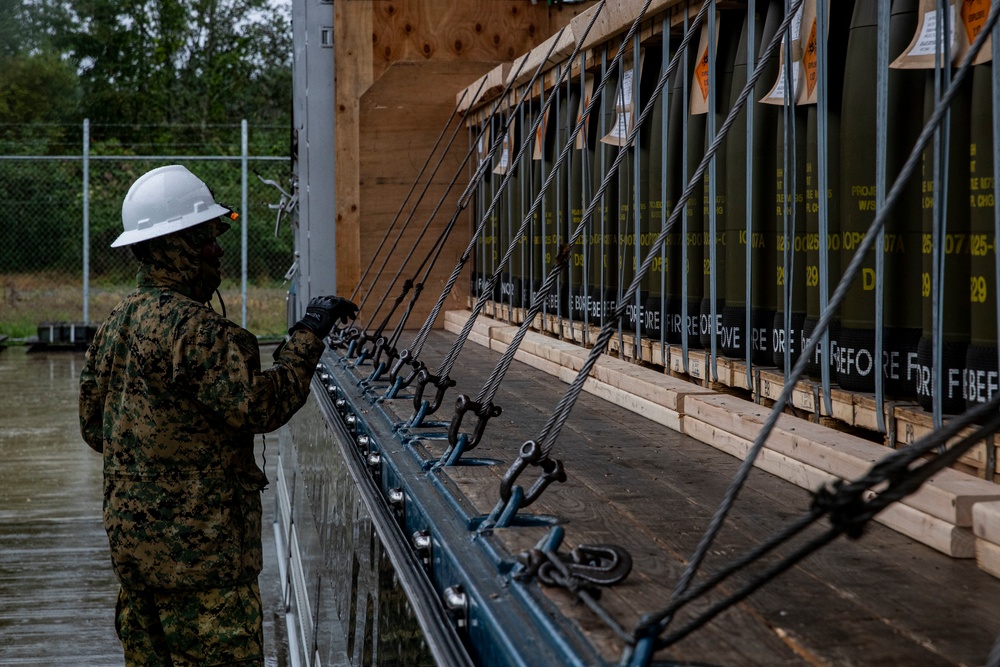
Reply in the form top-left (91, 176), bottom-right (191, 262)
top-left (0, 346), bottom-right (283, 666)
top-left (0, 346), bottom-right (118, 665)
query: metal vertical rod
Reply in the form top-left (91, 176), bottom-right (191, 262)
top-left (781, 0), bottom-right (793, 381)
top-left (931, 0), bottom-right (952, 429)
top-left (994, 0), bottom-right (1000, 406)
top-left (505, 94), bottom-right (514, 318)
top-left (633, 29), bottom-right (643, 359)
top-left (817, 0), bottom-right (833, 415)
top-left (566, 61), bottom-right (576, 337)
top-left (241, 119), bottom-right (249, 328)
top-left (555, 74), bottom-right (563, 323)
top-left (82, 118), bottom-right (90, 323)
top-left (475, 120), bottom-right (483, 300)
top-left (661, 16), bottom-right (670, 368)
top-left (744, 1), bottom-right (756, 387)
top-left (600, 47), bottom-right (608, 329)
top-left (524, 91), bottom-right (532, 321)
top-left (681, 9), bottom-right (691, 374)
top-left (611, 46), bottom-right (620, 356)
top-left (581, 51), bottom-right (592, 347)
top-left (875, 0), bottom-right (890, 433)
top-left (708, 3), bottom-right (719, 381)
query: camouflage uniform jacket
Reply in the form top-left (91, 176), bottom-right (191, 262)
top-left (80, 230), bottom-right (324, 591)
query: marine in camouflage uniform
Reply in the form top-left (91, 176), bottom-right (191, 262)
top-left (80, 208), bottom-right (354, 665)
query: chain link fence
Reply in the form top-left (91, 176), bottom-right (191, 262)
top-left (0, 122), bottom-right (295, 339)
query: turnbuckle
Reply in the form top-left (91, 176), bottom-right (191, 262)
top-left (447, 394), bottom-right (502, 450)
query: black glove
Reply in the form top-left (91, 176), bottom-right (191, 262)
top-left (292, 296), bottom-right (359, 338)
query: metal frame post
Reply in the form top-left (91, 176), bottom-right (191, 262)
top-left (83, 119), bottom-right (90, 323)
top-left (241, 119), bottom-right (249, 328)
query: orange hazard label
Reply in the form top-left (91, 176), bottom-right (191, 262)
top-left (695, 47), bottom-right (710, 102)
top-left (804, 19), bottom-right (818, 97)
top-left (962, 0), bottom-right (989, 42)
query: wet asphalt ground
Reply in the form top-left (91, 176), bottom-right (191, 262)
top-left (0, 345), bottom-right (283, 666)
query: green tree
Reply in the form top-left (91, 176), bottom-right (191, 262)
top-left (27, 0), bottom-right (292, 150)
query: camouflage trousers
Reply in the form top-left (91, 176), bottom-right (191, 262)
top-left (115, 582), bottom-right (264, 667)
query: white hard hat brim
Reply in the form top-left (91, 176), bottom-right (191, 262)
top-left (110, 203), bottom-right (232, 248)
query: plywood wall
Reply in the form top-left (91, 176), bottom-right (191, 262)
top-left (334, 0), bottom-right (595, 331)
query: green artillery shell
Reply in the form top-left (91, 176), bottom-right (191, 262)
top-left (700, 12), bottom-right (741, 349)
top-left (966, 60), bottom-right (999, 408)
top-left (917, 70), bottom-right (972, 414)
top-left (722, 0), bottom-right (781, 363)
top-left (837, 0), bottom-right (923, 395)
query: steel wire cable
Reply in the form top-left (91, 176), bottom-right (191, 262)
top-left (405, 4), bottom-right (616, 363)
top-left (638, 394), bottom-right (1000, 652)
top-left (349, 43), bottom-right (534, 347)
top-left (361, 94), bottom-right (492, 342)
top-left (350, 86), bottom-right (474, 306)
top-left (652, 2), bottom-right (1000, 633)
top-left (434, 0), bottom-right (657, 385)
top-left (430, 7), bottom-right (616, 379)
top-left (385, 211), bottom-right (463, 351)
top-left (352, 77), bottom-right (490, 330)
top-left (472, 0), bottom-right (723, 416)
top-left (402, 21), bottom-right (587, 361)
top-left (541, 391), bottom-right (1000, 662)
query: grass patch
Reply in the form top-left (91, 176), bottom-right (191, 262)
top-left (0, 273), bottom-right (288, 339)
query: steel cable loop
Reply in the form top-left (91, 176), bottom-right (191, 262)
top-left (432, 6), bottom-right (615, 379)
top-left (404, 20), bottom-right (583, 362)
top-left (354, 75), bottom-right (490, 332)
top-left (350, 84), bottom-right (474, 306)
top-left (654, 0), bottom-right (1000, 629)
top-left (465, 0), bottom-right (692, 406)
top-left (644, 399), bottom-right (1000, 652)
top-left (516, 0), bottom-right (780, 450)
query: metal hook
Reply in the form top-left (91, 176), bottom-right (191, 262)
top-left (499, 440), bottom-right (565, 508)
top-left (447, 394), bottom-right (502, 450)
top-left (412, 369), bottom-right (456, 416)
top-left (518, 543), bottom-right (633, 588)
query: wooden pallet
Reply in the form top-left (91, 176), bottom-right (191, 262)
top-left (467, 299), bottom-right (1000, 483)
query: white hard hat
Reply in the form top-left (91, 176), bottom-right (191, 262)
top-left (113, 165), bottom-right (234, 248)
